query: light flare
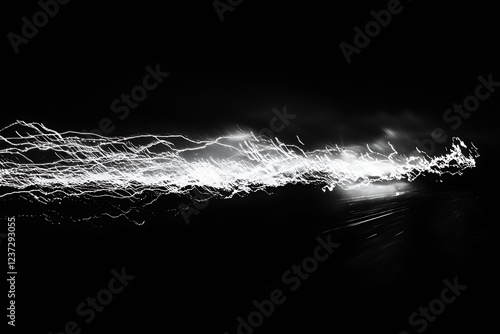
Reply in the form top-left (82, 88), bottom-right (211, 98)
top-left (0, 121), bottom-right (479, 222)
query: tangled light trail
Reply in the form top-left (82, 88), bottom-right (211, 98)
top-left (0, 121), bottom-right (478, 223)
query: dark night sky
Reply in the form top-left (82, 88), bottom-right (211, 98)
top-left (3, 1), bottom-right (498, 139)
top-left (1, 1), bottom-right (499, 334)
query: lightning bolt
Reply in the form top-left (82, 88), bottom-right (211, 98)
top-left (0, 121), bottom-right (478, 223)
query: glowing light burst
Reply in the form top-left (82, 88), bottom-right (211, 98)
top-left (0, 121), bottom-right (478, 222)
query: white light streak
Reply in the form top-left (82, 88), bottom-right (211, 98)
top-left (0, 121), bottom-right (479, 221)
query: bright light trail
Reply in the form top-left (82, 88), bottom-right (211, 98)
top-left (0, 121), bottom-right (478, 219)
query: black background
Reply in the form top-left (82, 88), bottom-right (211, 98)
top-left (2, 0), bottom-right (499, 333)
